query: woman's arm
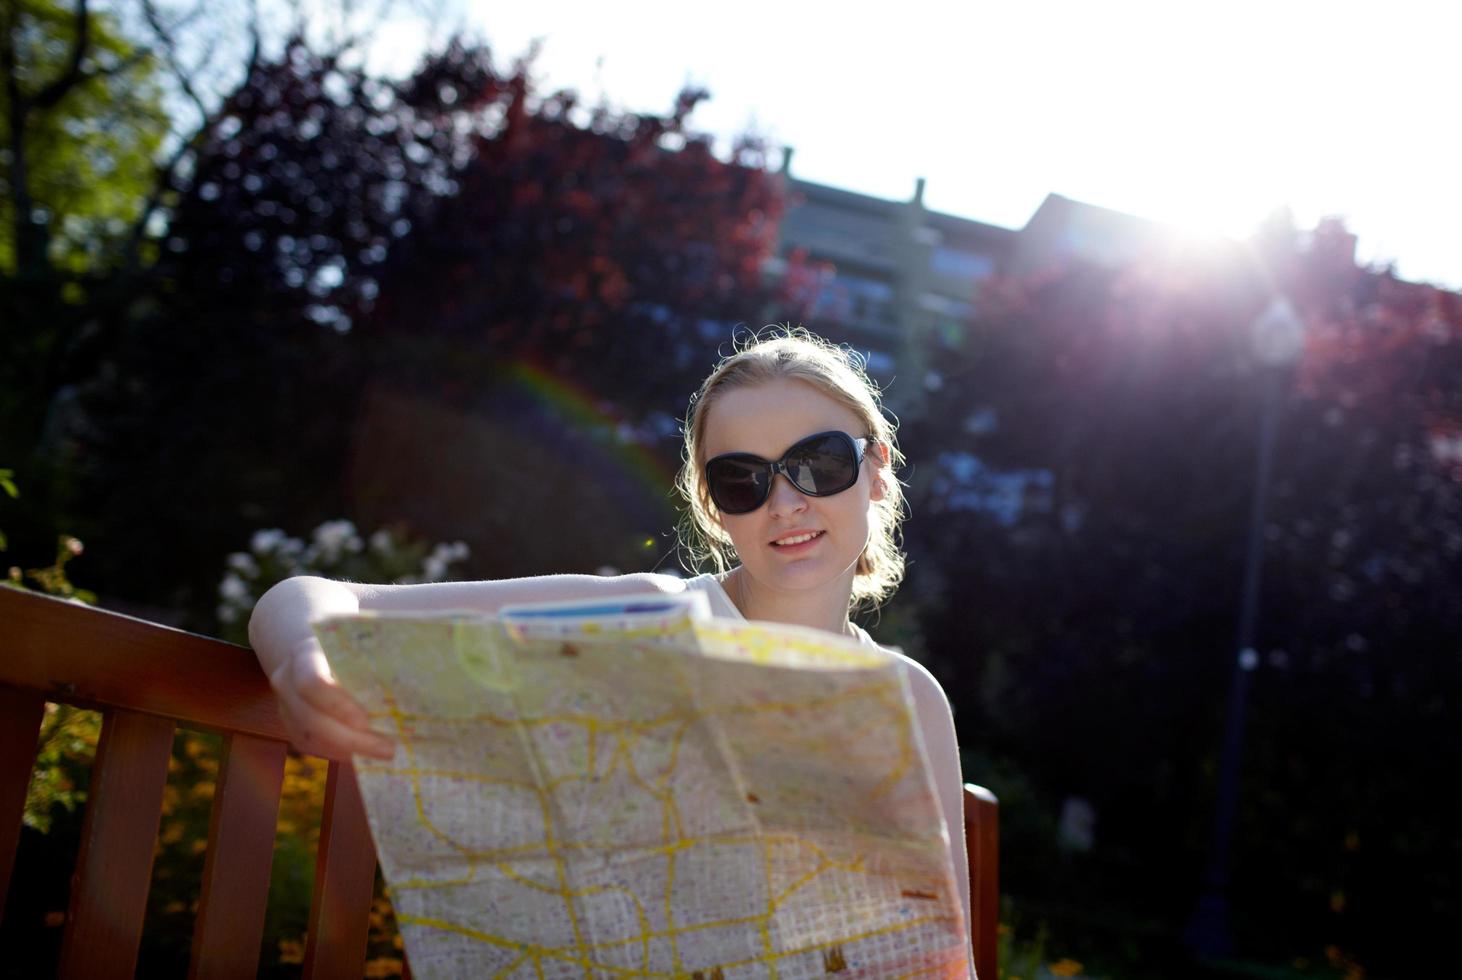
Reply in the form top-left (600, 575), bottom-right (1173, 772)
top-left (898, 655), bottom-right (974, 968)
top-left (249, 572), bottom-right (679, 759)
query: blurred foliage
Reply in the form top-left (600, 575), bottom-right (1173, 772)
top-left (21, 703), bottom-right (100, 836)
top-left (900, 217), bottom-right (1462, 977)
top-left (134, 734), bottom-right (408, 977)
top-left (42, 31), bottom-right (797, 616)
top-left (212, 519), bottom-right (470, 643)
top-left (0, 0), bottom-right (167, 277)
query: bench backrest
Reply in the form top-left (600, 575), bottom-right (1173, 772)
top-left (1, 587), bottom-right (997, 978)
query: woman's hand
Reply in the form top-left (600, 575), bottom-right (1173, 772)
top-left (267, 637), bottom-right (395, 760)
top-left (250, 576), bottom-right (394, 761)
top-left (249, 569), bottom-right (678, 759)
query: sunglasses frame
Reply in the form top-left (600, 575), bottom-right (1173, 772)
top-left (704, 430), bottom-right (870, 515)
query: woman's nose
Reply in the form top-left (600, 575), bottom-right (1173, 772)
top-left (766, 473), bottom-right (809, 517)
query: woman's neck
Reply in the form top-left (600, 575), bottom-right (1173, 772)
top-left (725, 565), bottom-right (856, 639)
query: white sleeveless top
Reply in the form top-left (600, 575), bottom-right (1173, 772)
top-left (677, 572), bottom-right (883, 650)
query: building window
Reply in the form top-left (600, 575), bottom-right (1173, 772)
top-left (814, 271), bottom-right (894, 327)
top-left (931, 247), bottom-right (995, 282)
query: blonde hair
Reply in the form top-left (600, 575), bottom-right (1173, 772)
top-left (675, 327), bottom-right (907, 610)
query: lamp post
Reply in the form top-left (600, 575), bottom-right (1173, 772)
top-left (1186, 296), bottom-right (1306, 957)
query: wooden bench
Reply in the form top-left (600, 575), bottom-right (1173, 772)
top-left (1, 587), bottom-right (999, 978)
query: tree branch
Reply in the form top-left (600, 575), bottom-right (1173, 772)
top-left (140, 0), bottom-right (208, 123)
top-left (32, 0), bottom-right (92, 110)
top-left (122, 0), bottom-right (263, 277)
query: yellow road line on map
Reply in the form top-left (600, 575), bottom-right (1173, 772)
top-left (493, 864), bottom-right (655, 967)
top-left (654, 721), bottom-right (692, 790)
top-left (413, 907), bottom-right (963, 975)
top-left (357, 763), bottom-right (540, 793)
top-left (759, 838), bottom-right (780, 979)
top-left (386, 695), bottom-right (488, 887)
top-left (344, 628), bottom-right (961, 978)
top-left (712, 914), bottom-right (964, 973)
top-left (585, 909), bottom-right (771, 949)
top-left (663, 843), bottom-right (679, 973)
top-left (398, 914), bottom-right (672, 978)
top-left (515, 728), bottom-right (593, 980)
top-left (491, 950), bottom-right (528, 979)
top-left (385, 829), bottom-right (931, 885)
top-left (370, 679), bottom-right (900, 733)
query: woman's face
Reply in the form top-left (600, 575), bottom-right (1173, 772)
top-left (700, 378), bottom-right (885, 598)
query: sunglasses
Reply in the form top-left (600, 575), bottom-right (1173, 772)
top-left (704, 430), bottom-right (869, 515)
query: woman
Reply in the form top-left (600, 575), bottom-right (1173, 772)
top-left (249, 328), bottom-right (971, 943)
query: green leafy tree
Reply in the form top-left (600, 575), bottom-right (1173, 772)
top-left (900, 219), bottom-right (1461, 976)
top-left (0, 0), bottom-right (166, 278)
top-left (1, 0), bottom-right (169, 579)
top-left (71, 37), bottom-right (799, 614)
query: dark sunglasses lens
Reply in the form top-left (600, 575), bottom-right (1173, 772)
top-left (787, 433), bottom-right (858, 495)
top-left (707, 457), bottom-right (770, 514)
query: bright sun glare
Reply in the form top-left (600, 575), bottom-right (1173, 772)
top-left (371, 1), bottom-right (1457, 286)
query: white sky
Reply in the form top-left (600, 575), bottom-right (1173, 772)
top-left (377, 0), bottom-right (1460, 288)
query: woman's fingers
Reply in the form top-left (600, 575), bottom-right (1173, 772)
top-left (277, 696), bottom-right (396, 760)
top-left (276, 643), bottom-right (371, 728)
top-left (268, 646), bottom-right (394, 759)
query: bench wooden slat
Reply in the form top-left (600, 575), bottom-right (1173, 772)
top-left (302, 760), bottom-right (377, 980)
top-left (0, 684), bottom-right (47, 922)
top-left (0, 588), bottom-right (286, 742)
top-left (58, 708), bottom-right (175, 979)
top-left (964, 783), bottom-right (1000, 980)
top-left (188, 733), bottom-right (289, 980)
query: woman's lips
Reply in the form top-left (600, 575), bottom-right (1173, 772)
top-left (770, 530), bottom-right (825, 553)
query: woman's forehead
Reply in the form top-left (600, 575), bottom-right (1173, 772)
top-left (701, 379), bottom-right (863, 457)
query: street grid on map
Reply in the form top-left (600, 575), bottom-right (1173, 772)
top-left (319, 610), bottom-right (969, 979)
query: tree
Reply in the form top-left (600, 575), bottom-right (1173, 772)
top-left (1, 0), bottom-right (167, 278)
top-left (898, 222), bottom-right (1462, 974)
top-left (69, 36), bottom-right (800, 612)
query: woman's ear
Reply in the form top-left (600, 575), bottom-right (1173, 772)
top-left (869, 440), bottom-right (891, 502)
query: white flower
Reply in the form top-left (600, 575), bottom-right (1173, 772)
top-left (422, 556), bottom-right (447, 581)
top-left (429, 541), bottom-right (470, 565)
top-left (369, 529), bottom-right (393, 553)
top-left (307, 519), bottom-right (362, 563)
top-left (219, 572), bottom-right (250, 602)
top-left (251, 529), bottom-right (286, 553)
top-left (217, 604), bottom-right (239, 624)
top-left (226, 552), bottom-right (260, 577)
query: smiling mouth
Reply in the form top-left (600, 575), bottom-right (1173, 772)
top-left (771, 531), bottom-right (824, 547)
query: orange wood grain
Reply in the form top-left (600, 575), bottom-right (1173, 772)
top-left (57, 708), bottom-right (174, 979)
top-left (189, 733), bottom-right (289, 980)
top-left (964, 783), bottom-right (1000, 980)
top-left (0, 588), bottom-right (286, 741)
top-left (302, 760), bottom-right (377, 980)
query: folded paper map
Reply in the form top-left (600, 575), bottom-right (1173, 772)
top-left (316, 594), bottom-right (969, 979)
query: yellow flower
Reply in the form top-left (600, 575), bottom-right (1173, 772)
top-left (364, 956), bottom-right (404, 977)
top-left (278, 939), bottom-right (305, 965)
top-left (1049, 958), bottom-right (1084, 977)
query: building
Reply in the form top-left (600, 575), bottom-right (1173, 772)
top-left (770, 152), bottom-right (1173, 412)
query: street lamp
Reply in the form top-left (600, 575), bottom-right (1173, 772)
top-left (1186, 295), bottom-right (1306, 957)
